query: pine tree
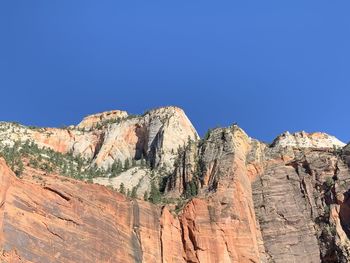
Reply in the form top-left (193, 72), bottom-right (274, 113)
top-left (189, 180), bottom-right (198, 196)
top-left (149, 181), bottom-right (161, 204)
top-left (111, 162), bottom-right (118, 176)
top-left (131, 187), bottom-right (137, 199)
top-left (124, 159), bottom-right (130, 171)
top-left (116, 159), bottom-right (123, 173)
top-left (185, 180), bottom-right (198, 198)
top-left (143, 191), bottom-right (149, 201)
top-left (15, 159), bottom-right (24, 177)
top-left (119, 183), bottom-right (126, 194)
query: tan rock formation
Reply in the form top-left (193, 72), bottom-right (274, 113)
top-left (0, 106), bottom-right (198, 171)
top-left (271, 131), bottom-right (345, 149)
top-left (77, 110), bottom-right (128, 130)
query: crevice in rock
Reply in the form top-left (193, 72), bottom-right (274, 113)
top-left (301, 178), bottom-right (315, 219)
top-left (148, 129), bottom-right (164, 169)
top-left (42, 222), bottom-right (64, 241)
top-left (286, 159), bottom-right (312, 177)
top-left (333, 159), bottom-right (340, 181)
top-left (134, 124), bottom-right (147, 160)
top-left (179, 219), bottom-right (188, 261)
top-left (179, 219), bottom-right (199, 263)
top-left (276, 212), bottom-right (288, 222)
top-left (56, 216), bottom-right (80, 226)
top-left (208, 160), bottom-right (219, 192)
top-left (180, 151), bottom-right (187, 193)
top-left (43, 187), bottom-right (70, 202)
top-left (131, 200), bottom-right (143, 262)
top-left (187, 224), bottom-right (204, 252)
top-left (91, 131), bottom-right (106, 161)
top-left (159, 208), bottom-right (165, 263)
top-left (215, 222), bottom-right (234, 261)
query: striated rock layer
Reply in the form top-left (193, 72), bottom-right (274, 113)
top-left (0, 158), bottom-right (162, 263)
top-left (165, 126), bottom-right (350, 262)
top-left (0, 106), bottom-right (349, 263)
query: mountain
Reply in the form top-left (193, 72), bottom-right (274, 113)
top-left (0, 106), bottom-right (349, 263)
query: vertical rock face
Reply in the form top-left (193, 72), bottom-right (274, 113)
top-left (252, 138), bottom-right (350, 262)
top-left (166, 128), bottom-right (350, 263)
top-left (160, 208), bottom-right (186, 263)
top-left (343, 143), bottom-right (350, 167)
top-left (166, 126), bottom-right (266, 262)
top-left (253, 150), bottom-right (322, 262)
top-left (165, 141), bottom-right (198, 197)
top-left (0, 107), bottom-right (349, 263)
top-left (0, 158), bottom-right (163, 263)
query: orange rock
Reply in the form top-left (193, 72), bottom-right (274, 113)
top-left (1, 107), bottom-right (350, 263)
top-left (0, 159), bottom-right (163, 263)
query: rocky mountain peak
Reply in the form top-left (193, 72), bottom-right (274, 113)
top-left (271, 130), bottom-right (345, 149)
top-left (77, 110), bottom-right (128, 129)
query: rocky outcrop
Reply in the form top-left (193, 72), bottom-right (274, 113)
top-left (77, 110), bottom-right (128, 130)
top-left (166, 128), bottom-right (350, 262)
top-left (0, 107), bottom-right (349, 263)
top-left (343, 143), bottom-right (350, 167)
top-left (253, 143), bottom-right (350, 262)
top-left (271, 131), bottom-right (345, 149)
top-left (165, 140), bottom-right (199, 197)
top-left (253, 150), bottom-right (322, 262)
top-left (166, 125), bottom-right (267, 262)
top-left (0, 106), bottom-right (198, 172)
top-left (93, 167), bottom-right (152, 198)
top-left (92, 106), bottom-right (198, 169)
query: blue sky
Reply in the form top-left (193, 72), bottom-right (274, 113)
top-left (0, 1), bottom-right (349, 143)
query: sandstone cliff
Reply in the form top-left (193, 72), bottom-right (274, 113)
top-left (0, 106), bottom-right (198, 170)
top-left (0, 106), bottom-right (349, 263)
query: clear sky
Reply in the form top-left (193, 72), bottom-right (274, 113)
top-left (1, 1), bottom-right (349, 143)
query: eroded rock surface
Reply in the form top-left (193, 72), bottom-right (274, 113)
top-left (0, 106), bottom-right (198, 171)
top-left (0, 107), bottom-right (349, 263)
top-left (0, 159), bottom-right (162, 263)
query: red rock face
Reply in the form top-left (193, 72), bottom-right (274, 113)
top-left (0, 154), bottom-right (264, 263)
top-left (0, 159), bottom-right (163, 263)
top-left (160, 208), bottom-right (186, 263)
top-left (0, 160), bottom-right (257, 262)
top-left (0, 109), bottom-right (349, 263)
top-left (165, 127), bottom-right (266, 262)
top-left (179, 198), bottom-right (261, 263)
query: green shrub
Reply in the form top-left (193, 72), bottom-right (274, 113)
top-left (325, 177), bottom-right (334, 188)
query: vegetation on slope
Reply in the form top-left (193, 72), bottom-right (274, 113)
top-left (0, 140), bottom-right (146, 180)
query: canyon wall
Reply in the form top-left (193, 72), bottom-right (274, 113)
top-left (0, 107), bottom-right (349, 262)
